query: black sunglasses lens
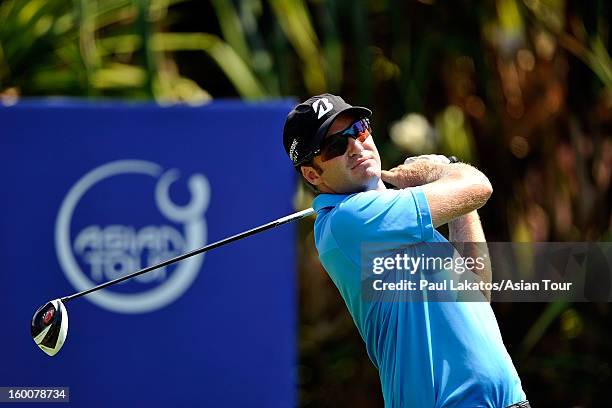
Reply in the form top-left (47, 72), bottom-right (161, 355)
top-left (321, 136), bottom-right (349, 161)
top-left (319, 119), bottom-right (371, 161)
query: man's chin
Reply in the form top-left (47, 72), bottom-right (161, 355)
top-left (357, 172), bottom-right (382, 192)
top-left (359, 165), bottom-right (381, 181)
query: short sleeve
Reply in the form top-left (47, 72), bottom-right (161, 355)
top-left (331, 187), bottom-right (434, 249)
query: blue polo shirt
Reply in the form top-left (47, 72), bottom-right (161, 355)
top-left (312, 187), bottom-right (526, 407)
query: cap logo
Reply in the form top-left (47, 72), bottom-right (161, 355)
top-left (289, 139), bottom-right (299, 163)
top-left (312, 98), bottom-right (333, 119)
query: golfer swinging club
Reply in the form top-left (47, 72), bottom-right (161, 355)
top-left (283, 94), bottom-right (529, 407)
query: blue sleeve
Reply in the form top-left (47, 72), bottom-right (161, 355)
top-left (330, 187), bottom-right (434, 250)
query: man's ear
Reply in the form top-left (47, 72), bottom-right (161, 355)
top-left (301, 164), bottom-right (323, 186)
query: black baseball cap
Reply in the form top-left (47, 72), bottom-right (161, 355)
top-left (283, 93), bottom-right (372, 167)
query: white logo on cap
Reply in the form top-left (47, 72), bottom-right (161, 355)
top-left (312, 98), bottom-right (333, 119)
top-left (289, 139), bottom-right (299, 163)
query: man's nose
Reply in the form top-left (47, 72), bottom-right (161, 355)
top-left (347, 136), bottom-right (365, 156)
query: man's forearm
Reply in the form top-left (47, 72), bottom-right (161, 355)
top-left (449, 211), bottom-right (492, 301)
top-left (382, 159), bottom-right (493, 227)
top-left (383, 159), bottom-right (450, 187)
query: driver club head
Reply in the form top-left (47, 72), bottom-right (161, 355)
top-left (31, 299), bottom-right (69, 357)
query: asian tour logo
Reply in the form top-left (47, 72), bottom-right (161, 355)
top-left (55, 160), bottom-right (210, 314)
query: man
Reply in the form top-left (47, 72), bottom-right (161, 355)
top-left (283, 94), bottom-right (529, 407)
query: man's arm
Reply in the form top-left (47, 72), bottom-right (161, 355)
top-left (381, 158), bottom-right (494, 300)
top-left (449, 211), bottom-right (492, 301)
top-left (381, 160), bottom-right (493, 228)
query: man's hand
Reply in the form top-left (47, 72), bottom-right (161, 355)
top-left (381, 155), bottom-right (451, 188)
top-left (403, 154), bottom-right (452, 166)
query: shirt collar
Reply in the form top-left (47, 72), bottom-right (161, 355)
top-left (312, 193), bottom-right (349, 212)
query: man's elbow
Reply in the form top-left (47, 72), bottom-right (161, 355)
top-left (466, 173), bottom-right (493, 210)
top-left (479, 177), bottom-right (493, 202)
top-left (452, 164), bottom-right (492, 200)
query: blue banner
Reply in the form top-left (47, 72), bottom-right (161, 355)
top-left (0, 99), bottom-right (296, 407)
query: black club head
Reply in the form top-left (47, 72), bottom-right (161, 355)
top-left (31, 299), bottom-right (69, 356)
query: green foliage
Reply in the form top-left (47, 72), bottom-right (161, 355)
top-left (0, 0), bottom-right (268, 101)
top-left (1, 0), bottom-right (153, 97)
top-left (0, 0), bottom-right (335, 100)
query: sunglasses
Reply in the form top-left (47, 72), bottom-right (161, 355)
top-left (313, 118), bottom-right (371, 162)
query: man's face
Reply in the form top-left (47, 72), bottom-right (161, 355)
top-left (301, 113), bottom-right (383, 194)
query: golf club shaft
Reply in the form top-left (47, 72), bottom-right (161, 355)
top-left (61, 208), bottom-right (315, 303)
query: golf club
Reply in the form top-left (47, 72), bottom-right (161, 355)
top-left (31, 207), bottom-right (315, 356)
